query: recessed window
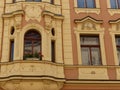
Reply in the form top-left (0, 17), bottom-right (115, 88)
top-left (26, 0), bottom-right (42, 2)
top-left (115, 36), bottom-right (120, 65)
top-left (77, 0), bottom-right (96, 8)
top-left (10, 40), bottom-right (14, 61)
top-left (80, 36), bottom-right (102, 65)
top-left (51, 40), bottom-right (55, 62)
top-left (110, 0), bottom-right (120, 9)
top-left (11, 27), bottom-right (15, 35)
top-left (24, 30), bottom-right (42, 60)
top-left (51, 28), bottom-right (55, 36)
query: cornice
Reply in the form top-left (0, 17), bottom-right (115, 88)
top-left (2, 10), bottom-right (24, 18)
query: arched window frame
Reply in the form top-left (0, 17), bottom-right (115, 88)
top-left (23, 30), bottom-right (42, 60)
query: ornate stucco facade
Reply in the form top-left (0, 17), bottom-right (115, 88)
top-left (1, 0), bottom-right (120, 90)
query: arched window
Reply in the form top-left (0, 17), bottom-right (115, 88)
top-left (24, 30), bottom-right (42, 60)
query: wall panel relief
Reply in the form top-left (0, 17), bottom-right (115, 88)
top-left (25, 5), bottom-right (42, 22)
top-left (0, 79), bottom-right (64, 90)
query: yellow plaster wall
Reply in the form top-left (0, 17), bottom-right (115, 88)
top-left (61, 0), bottom-right (73, 65)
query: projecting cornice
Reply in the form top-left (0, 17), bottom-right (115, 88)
top-left (42, 11), bottom-right (64, 20)
top-left (2, 10), bottom-right (24, 18)
top-left (109, 18), bottom-right (120, 23)
top-left (74, 16), bottom-right (103, 23)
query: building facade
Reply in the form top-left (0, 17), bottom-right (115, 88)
top-left (0, 0), bottom-right (120, 90)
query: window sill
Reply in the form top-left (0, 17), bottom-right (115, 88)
top-left (25, 58), bottom-right (40, 60)
top-left (74, 7), bottom-right (100, 14)
top-left (108, 8), bottom-right (120, 15)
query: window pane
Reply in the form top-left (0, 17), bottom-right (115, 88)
top-left (51, 41), bottom-right (55, 62)
top-left (86, 0), bottom-right (95, 8)
top-left (117, 47), bottom-right (120, 65)
top-left (80, 36), bottom-right (99, 45)
top-left (35, 0), bottom-right (41, 2)
top-left (33, 41), bottom-right (40, 58)
top-left (81, 47), bottom-right (90, 65)
top-left (25, 31), bottom-right (41, 39)
top-left (26, 0), bottom-right (33, 1)
top-left (91, 47), bottom-right (101, 65)
top-left (77, 0), bottom-right (85, 8)
top-left (24, 40), bottom-right (32, 55)
top-left (116, 37), bottom-right (120, 45)
top-left (110, 0), bottom-right (117, 8)
top-left (10, 41), bottom-right (14, 61)
top-left (118, 0), bottom-right (120, 8)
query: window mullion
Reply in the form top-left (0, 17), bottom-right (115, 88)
top-left (85, 0), bottom-right (87, 8)
top-left (90, 47), bottom-right (92, 65)
top-left (32, 40), bottom-right (34, 56)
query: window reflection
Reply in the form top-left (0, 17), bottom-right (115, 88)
top-left (80, 36), bottom-right (102, 65)
top-left (24, 30), bottom-right (41, 60)
top-left (77, 0), bottom-right (96, 8)
top-left (116, 36), bottom-right (120, 65)
top-left (110, 0), bottom-right (120, 9)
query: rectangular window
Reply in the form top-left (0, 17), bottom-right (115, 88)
top-left (80, 36), bottom-right (102, 65)
top-left (110, 0), bottom-right (120, 8)
top-left (77, 0), bottom-right (96, 8)
top-left (10, 40), bottom-right (14, 61)
top-left (115, 36), bottom-right (120, 65)
top-left (51, 40), bottom-right (55, 62)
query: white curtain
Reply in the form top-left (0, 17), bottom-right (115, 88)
top-left (81, 47), bottom-right (90, 65)
top-left (91, 48), bottom-right (101, 65)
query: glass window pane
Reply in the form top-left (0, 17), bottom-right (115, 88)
top-left (26, 0), bottom-right (33, 1)
top-left (110, 0), bottom-right (117, 8)
top-left (77, 0), bottom-right (85, 8)
top-left (86, 0), bottom-right (95, 8)
top-left (33, 41), bottom-right (40, 58)
top-left (91, 47), bottom-right (101, 65)
top-left (10, 41), bottom-right (14, 61)
top-left (117, 47), bottom-right (120, 65)
top-left (35, 0), bottom-right (41, 2)
top-left (118, 0), bottom-right (120, 8)
top-left (25, 31), bottom-right (41, 39)
top-left (81, 47), bottom-right (91, 65)
top-left (24, 40), bottom-right (32, 56)
top-left (116, 37), bottom-right (120, 45)
top-left (80, 36), bottom-right (99, 45)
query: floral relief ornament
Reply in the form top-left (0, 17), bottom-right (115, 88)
top-left (25, 5), bottom-right (42, 22)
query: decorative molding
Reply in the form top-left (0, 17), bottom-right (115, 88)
top-left (74, 16), bottom-right (103, 24)
top-left (25, 5), bottom-right (42, 22)
top-left (0, 61), bottom-right (65, 79)
top-left (2, 10), bottom-right (24, 18)
top-left (74, 16), bottom-right (103, 32)
top-left (42, 11), bottom-right (64, 20)
top-left (109, 18), bottom-right (120, 32)
top-left (81, 22), bottom-right (96, 30)
top-left (108, 9), bottom-right (120, 16)
top-left (74, 8), bottom-right (100, 14)
top-left (0, 79), bottom-right (64, 90)
top-left (79, 67), bottom-right (108, 80)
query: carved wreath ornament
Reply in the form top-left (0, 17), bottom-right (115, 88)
top-left (25, 5), bottom-right (42, 21)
